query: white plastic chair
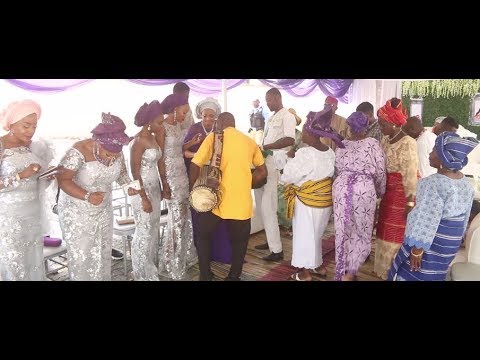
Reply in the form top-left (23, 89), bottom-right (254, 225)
top-left (450, 226), bottom-right (480, 280)
top-left (114, 200), bottom-right (169, 279)
top-left (43, 243), bottom-right (68, 279)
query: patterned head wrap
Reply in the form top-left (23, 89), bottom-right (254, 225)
top-left (325, 96), bottom-right (338, 105)
top-left (435, 131), bottom-right (479, 171)
top-left (0, 99), bottom-right (41, 131)
top-left (288, 108), bottom-right (302, 126)
top-left (160, 93), bottom-right (189, 114)
top-left (377, 98), bottom-right (408, 126)
top-left (195, 97), bottom-right (222, 119)
top-left (134, 100), bottom-right (163, 127)
top-left (346, 111), bottom-right (369, 134)
top-left (91, 112), bottom-right (131, 153)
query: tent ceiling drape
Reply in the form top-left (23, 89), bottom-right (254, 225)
top-left (3, 79), bottom-right (354, 101)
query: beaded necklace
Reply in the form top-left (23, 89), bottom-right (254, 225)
top-left (389, 129), bottom-right (405, 144)
top-left (201, 122), bottom-right (213, 136)
top-left (93, 142), bottom-right (115, 167)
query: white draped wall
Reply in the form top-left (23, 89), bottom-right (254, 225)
top-left (350, 79), bottom-right (402, 113)
top-left (0, 79), bottom-right (403, 140)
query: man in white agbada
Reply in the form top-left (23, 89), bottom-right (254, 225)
top-left (253, 88), bottom-right (296, 261)
top-left (403, 116), bottom-right (437, 178)
top-left (280, 120), bottom-right (335, 281)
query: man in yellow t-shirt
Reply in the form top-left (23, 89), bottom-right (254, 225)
top-left (190, 112), bottom-right (267, 281)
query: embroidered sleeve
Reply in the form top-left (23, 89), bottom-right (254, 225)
top-left (283, 112), bottom-right (297, 140)
top-left (403, 178), bottom-right (443, 250)
top-left (0, 173), bottom-right (21, 191)
top-left (59, 148), bottom-right (85, 172)
top-left (399, 138), bottom-right (419, 197)
top-left (280, 150), bottom-right (308, 185)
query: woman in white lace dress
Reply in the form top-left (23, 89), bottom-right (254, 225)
top-left (129, 100), bottom-right (164, 281)
top-left (0, 100), bottom-right (53, 280)
top-left (155, 94), bottom-right (197, 280)
top-left (56, 113), bottom-right (132, 281)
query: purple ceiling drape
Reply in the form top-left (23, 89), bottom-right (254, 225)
top-left (257, 79), bottom-right (353, 102)
top-left (126, 79), bottom-right (247, 94)
top-left (3, 79), bottom-right (354, 101)
top-left (4, 79), bottom-right (94, 93)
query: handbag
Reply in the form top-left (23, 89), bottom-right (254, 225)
top-left (52, 185), bottom-right (60, 215)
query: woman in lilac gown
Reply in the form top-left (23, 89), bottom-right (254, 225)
top-left (333, 112), bottom-right (386, 281)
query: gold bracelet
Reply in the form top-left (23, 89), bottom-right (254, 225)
top-left (406, 201), bottom-right (415, 207)
top-left (411, 249), bottom-right (424, 257)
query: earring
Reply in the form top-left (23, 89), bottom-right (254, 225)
top-left (174, 110), bottom-right (177, 124)
top-left (147, 124), bottom-right (151, 132)
top-left (392, 125), bottom-right (397, 129)
top-left (440, 164), bottom-right (443, 169)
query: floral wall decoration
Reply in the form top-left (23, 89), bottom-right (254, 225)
top-left (402, 80), bottom-right (480, 99)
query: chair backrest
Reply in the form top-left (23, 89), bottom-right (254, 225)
top-left (468, 143), bottom-right (480, 165)
top-left (465, 212), bottom-right (480, 249)
top-left (467, 226), bottom-right (480, 265)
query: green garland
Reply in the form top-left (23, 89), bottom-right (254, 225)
top-left (402, 80), bottom-right (480, 98)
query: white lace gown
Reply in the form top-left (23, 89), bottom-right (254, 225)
top-left (57, 148), bottom-right (131, 281)
top-left (0, 140), bottom-right (53, 281)
top-left (159, 123), bottom-right (197, 280)
top-left (130, 148), bottom-right (163, 281)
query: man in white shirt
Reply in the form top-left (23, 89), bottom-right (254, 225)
top-left (254, 88), bottom-right (296, 261)
top-left (403, 116), bottom-right (437, 178)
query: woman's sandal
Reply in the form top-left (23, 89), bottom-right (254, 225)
top-left (310, 267), bottom-right (327, 278)
top-left (289, 272), bottom-right (311, 281)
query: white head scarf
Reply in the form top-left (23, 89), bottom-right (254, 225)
top-left (195, 97), bottom-right (222, 119)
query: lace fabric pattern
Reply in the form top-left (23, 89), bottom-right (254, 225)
top-left (130, 148), bottom-right (163, 281)
top-left (0, 141), bottom-right (51, 280)
top-left (159, 123), bottom-right (197, 280)
top-left (57, 147), bottom-right (131, 281)
top-left (381, 135), bottom-right (419, 197)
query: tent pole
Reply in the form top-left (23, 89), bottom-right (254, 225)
top-left (221, 79), bottom-right (227, 112)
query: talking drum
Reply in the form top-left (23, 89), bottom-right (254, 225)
top-left (189, 165), bottom-right (221, 212)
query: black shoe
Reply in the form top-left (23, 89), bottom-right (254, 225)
top-left (200, 270), bottom-right (215, 281)
top-left (262, 251), bottom-right (284, 262)
top-left (254, 243), bottom-right (269, 250)
top-left (224, 276), bottom-right (241, 281)
top-left (111, 248), bottom-right (124, 260)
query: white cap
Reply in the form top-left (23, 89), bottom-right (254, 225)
top-left (434, 116), bottom-right (447, 124)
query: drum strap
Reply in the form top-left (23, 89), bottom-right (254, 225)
top-left (205, 131), bottom-right (224, 189)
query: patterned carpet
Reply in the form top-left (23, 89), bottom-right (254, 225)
top-left (47, 219), bottom-right (384, 281)
top-left (204, 220), bottom-right (382, 282)
top-left (258, 235), bottom-right (335, 281)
